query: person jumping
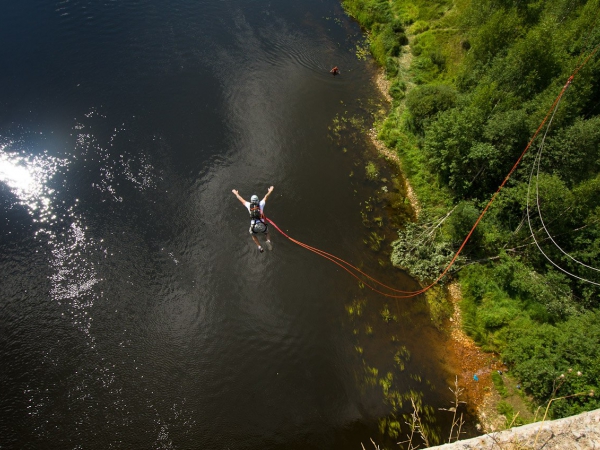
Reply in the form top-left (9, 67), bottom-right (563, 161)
top-left (232, 186), bottom-right (274, 253)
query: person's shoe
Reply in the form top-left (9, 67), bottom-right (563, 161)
top-left (258, 246), bottom-right (264, 253)
top-left (265, 240), bottom-right (273, 251)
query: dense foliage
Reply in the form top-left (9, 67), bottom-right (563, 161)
top-left (343, 0), bottom-right (600, 418)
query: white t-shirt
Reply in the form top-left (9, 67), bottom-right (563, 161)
top-left (245, 200), bottom-right (266, 225)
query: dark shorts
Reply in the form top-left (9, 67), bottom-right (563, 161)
top-left (249, 221), bottom-right (268, 234)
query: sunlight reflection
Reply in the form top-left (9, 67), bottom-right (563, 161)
top-left (0, 145), bottom-right (67, 221)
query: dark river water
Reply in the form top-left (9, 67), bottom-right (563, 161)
top-left (0, 1), bottom-right (465, 448)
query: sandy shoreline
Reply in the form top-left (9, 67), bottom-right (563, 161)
top-left (367, 70), bottom-right (421, 219)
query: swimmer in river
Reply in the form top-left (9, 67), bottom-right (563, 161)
top-left (330, 66), bottom-right (340, 76)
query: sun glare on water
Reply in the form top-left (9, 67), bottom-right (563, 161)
top-left (0, 144), bottom-right (66, 221)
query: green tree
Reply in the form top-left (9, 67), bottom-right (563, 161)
top-left (406, 84), bottom-right (457, 133)
top-left (542, 116), bottom-right (600, 186)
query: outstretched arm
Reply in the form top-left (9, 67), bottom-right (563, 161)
top-left (231, 189), bottom-right (247, 205)
top-left (262, 186), bottom-right (274, 203)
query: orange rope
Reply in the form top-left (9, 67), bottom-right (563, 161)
top-left (266, 46), bottom-right (600, 299)
top-left (266, 218), bottom-right (421, 298)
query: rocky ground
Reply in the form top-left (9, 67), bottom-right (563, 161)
top-left (429, 408), bottom-right (600, 449)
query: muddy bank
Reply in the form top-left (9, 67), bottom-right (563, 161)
top-left (446, 283), bottom-right (506, 431)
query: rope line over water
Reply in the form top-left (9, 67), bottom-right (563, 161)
top-left (266, 217), bottom-right (421, 298)
top-left (267, 45), bottom-right (600, 298)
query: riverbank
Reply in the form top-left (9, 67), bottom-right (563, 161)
top-left (368, 105), bottom-right (495, 422)
top-left (367, 125), bottom-right (421, 219)
top-left (367, 62), bottom-right (550, 440)
top-left (368, 65), bottom-right (504, 432)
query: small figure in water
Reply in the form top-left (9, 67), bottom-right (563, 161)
top-left (330, 66), bottom-right (340, 76)
top-left (232, 186), bottom-right (274, 253)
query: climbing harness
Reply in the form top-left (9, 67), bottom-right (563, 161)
top-left (249, 200), bottom-right (268, 233)
top-left (249, 201), bottom-right (262, 220)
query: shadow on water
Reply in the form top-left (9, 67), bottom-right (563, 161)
top-left (0, 0), bottom-right (475, 448)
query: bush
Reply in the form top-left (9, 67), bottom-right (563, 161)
top-left (406, 84), bottom-right (457, 132)
top-left (391, 221), bottom-right (461, 284)
top-left (444, 201), bottom-right (482, 249)
top-left (503, 310), bottom-right (600, 418)
top-left (410, 20), bottom-right (430, 34)
top-left (465, 8), bottom-right (523, 67)
top-left (386, 57), bottom-right (399, 77)
top-left (389, 80), bottom-right (407, 101)
top-left (423, 106), bottom-right (487, 196)
top-left (369, 22), bottom-right (407, 66)
top-left (543, 116), bottom-right (600, 187)
top-left (342, 0), bottom-right (392, 29)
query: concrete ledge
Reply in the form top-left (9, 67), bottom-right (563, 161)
top-left (430, 409), bottom-right (600, 449)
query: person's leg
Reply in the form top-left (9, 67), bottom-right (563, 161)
top-left (251, 234), bottom-right (263, 252)
top-left (249, 226), bottom-right (263, 252)
top-left (264, 230), bottom-right (272, 250)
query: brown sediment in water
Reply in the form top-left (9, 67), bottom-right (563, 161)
top-left (446, 282), bottom-right (506, 430)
